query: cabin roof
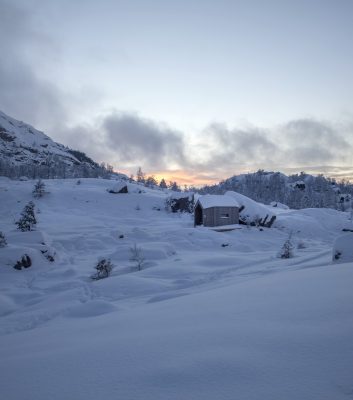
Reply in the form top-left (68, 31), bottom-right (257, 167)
top-left (109, 181), bottom-right (127, 192)
top-left (196, 194), bottom-right (239, 209)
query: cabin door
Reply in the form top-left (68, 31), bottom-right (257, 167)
top-left (194, 204), bottom-right (203, 226)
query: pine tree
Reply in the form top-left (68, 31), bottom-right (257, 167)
top-left (168, 181), bottom-right (181, 191)
top-left (32, 179), bottom-right (45, 198)
top-left (16, 201), bottom-right (37, 231)
top-left (159, 178), bottom-right (167, 189)
top-left (279, 233), bottom-right (294, 259)
top-left (145, 175), bottom-right (158, 187)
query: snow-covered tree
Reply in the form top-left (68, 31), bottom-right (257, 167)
top-left (16, 201), bottom-right (37, 231)
top-left (32, 179), bottom-right (46, 198)
top-left (279, 233), bottom-right (294, 259)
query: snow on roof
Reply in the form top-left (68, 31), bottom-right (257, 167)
top-left (169, 191), bottom-right (194, 200)
top-left (225, 191), bottom-right (275, 219)
top-left (196, 194), bottom-right (239, 209)
top-left (108, 181), bottom-right (127, 192)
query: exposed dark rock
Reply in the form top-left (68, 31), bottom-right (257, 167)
top-left (13, 254), bottom-right (32, 270)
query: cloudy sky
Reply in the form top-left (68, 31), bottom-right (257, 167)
top-left (1, 0), bottom-right (353, 184)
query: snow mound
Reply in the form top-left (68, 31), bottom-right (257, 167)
top-left (225, 191), bottom-right (274, 223)
top-left (332, 233), bottom-right (353, 263)
top-left (270, 201), bottom-right (289, 210)
top-left (64, 300), bottom-right (117, 318)
top-left (275, 208), bottom-right (348, 241)
top-left (0, 295), bottom-right (17, 316)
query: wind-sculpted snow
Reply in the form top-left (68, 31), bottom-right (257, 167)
top-left (0, 177), bottom-right (352, 399)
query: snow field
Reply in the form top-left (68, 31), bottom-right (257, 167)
top-left (0, 177), bottom-right (352, 399)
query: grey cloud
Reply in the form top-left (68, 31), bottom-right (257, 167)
top-left (198, 122), bottom-right (279, 172)
top-left (187, 118), bottom-right (353, 177)
top-left (0, 2), bottom-right (190, 172)
top-left (0, 1), bottom-right (67, 128)
top-left (0, 2), bottom-right (351, 177)
top-left (284, 119), bottom-right (348, 148)
top-left (280, 119), bottom-right (351, 164)
top-left (102, 112), bottom-right (187, 169)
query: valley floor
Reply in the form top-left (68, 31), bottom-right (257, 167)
top-left (0, 178), bottom-right (352, 400)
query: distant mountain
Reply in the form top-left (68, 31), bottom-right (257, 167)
top-left (0, 110), bottom-right (111, 179)
top-left (197, 170), bottom-right (353, 210)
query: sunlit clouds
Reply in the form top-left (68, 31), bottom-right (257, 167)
top-left (1, 0), bottom-right (353, 184)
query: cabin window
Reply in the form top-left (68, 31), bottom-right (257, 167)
top-left (220, 213), bottom-right (229, 218)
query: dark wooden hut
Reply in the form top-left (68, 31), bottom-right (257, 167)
top-left (166, 192), bottom-right (194, 213)
top-left (194, 195), bottom-right (239, 227)
top-left (108, 182), bottom-right (128, 194)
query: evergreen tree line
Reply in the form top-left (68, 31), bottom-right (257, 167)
top-left (197, 170), bottom-right (353, 210)
top-left (0, 156), bottom-right (114, 180)
top-left (132, 167), bottom-right (182, 191)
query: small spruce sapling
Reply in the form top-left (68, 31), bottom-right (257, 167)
top-left (92, 258), bottom-right (113, 280)
top-left (0, 231), bottom-right (7, 248)
top-left (32, 179), bottom-right (46, 198)
top-left (279, 232), bottom-right (294, 259)
top-left (16, 201), bottom-right (37, 231)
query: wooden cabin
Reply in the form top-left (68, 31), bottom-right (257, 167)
top-left (166, 192), bottom-right (194, 213)
top-left (194, 195), bottom-right (239, 227)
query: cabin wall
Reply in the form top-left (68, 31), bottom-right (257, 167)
top-left (203, 206), bottom-right (239, 227)
top-left (203, 208), bottom-right (215, 226)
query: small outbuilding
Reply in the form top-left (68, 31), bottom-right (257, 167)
top-left (166, 192), bottom-right (194, 213)
top-left (107, 182), bottom-right (128, 194)
top-left (194, 195), bottom-right (239, 227)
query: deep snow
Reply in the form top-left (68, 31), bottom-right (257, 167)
top-left (0, 177), bottom-right (352, 400)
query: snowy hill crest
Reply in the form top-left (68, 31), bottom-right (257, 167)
top-left (199, 170), bottom-right (353, 210)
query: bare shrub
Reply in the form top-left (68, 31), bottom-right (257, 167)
top-left (0, 231), bottom-right (7, 248)
top-left (92, 258), bottom-right (113, 280)
top-left (130, 243), bottom-right (145, 271)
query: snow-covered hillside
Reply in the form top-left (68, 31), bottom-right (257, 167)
top-left (0, 177), bottom-right (353, 400)
top-left (0, 110), bottom-right (107, 178)
top-left (199, 169), bottom-right (353, 210)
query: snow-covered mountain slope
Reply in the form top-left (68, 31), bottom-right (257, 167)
top-left (0, 178), bottom-right (353, 400)
top-left (0, 110), bottom-right (98, 170)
